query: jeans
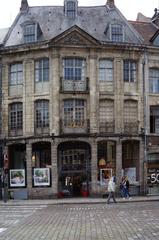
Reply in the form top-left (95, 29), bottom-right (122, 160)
top-left (121, 187), bottom-right (130, 198)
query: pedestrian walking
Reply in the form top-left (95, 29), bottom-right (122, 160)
top-left (124, 176), bottom-right (131, 198)
top-left (120, 176), bottom-right (131, 199)
top-left (107, 176), bottom-right (117, 204)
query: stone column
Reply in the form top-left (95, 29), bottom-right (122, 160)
top-left (24, 59), bottom-right (34, 136)
top-left (26, 143), bottom-right (32, 191)
top-left (51, 50), bottom-right (60, 135)
top-left (89, 53), bottom-right (98, 133)
top-left (2, 64), bottom-right (9, 136)
top-left (116, 140), bottom-right (122, 185)
top-left (114, 58), bottom-right (123, 133)
top-left (90, 140), bottom-right (98, 195)
top-left (139, 139), bottom-right (145, 194)
top-left (51, 141), bottom-right (58, 196)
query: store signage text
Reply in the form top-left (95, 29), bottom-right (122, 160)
top-left (147, 169), bottom-right (159, 184)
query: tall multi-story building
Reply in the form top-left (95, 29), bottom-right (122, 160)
top-left (0, 0), bottom-right (158, 199)
top-left (131, 9), bottom-right (159, 196)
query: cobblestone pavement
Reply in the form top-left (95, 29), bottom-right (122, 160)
top-left (0, 201), bottom-right (159, 240)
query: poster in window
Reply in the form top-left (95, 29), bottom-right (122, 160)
top-left (10, 169), bottom-right (26, 187)
top-left (100, 168), bottom-right (112, 185)
top-left (33, 168), bottom-right (51, 187)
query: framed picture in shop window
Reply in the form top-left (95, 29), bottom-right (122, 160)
top-left (10, 169), bottom-right (26, 187)
top-left (100, 168), bottom-right (112, 185)
top-left (33, 168), bottom-right (51, 187)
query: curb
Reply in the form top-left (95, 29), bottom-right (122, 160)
top-left (0, 197), bottom-right (158, 206)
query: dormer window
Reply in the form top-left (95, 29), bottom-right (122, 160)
top-left (64, 0), bottom-right (77, 18)
top-left (24, 24), bottom-right (36, 43)
top-left (22, 22), bottom-right (42, 43)
top-left (111, 24), bottom-right (123, 42)
top-left (67, 1), bottom-right (76, 18)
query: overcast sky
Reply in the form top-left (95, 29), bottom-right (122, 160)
top-left (0, 0), bottom-right (158, 28)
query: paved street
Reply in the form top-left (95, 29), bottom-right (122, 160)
top-left (0, 201), bottom-right (158, 240)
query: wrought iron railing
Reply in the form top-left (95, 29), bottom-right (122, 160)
top-left (60, 77), bottom-right (89, 92)
top-left (60, 119), bottom-right (90, 134)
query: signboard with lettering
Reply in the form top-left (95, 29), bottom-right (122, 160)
top-left (147, 168), bottom-right (159, 184)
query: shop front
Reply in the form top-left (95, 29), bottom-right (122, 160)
top-left (57, 141), bottom-right (91, 197)
top-left (147, 153), bottom-right (159, 195)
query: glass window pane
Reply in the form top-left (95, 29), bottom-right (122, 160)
top-left (64, 58), bottom-right (85, 81)
top-left (35, 58), bottom-right (49, 82)
top-left (35, 100), bottom-right (49, 128)
top-left (149, 69), bottom-right (159, 93)
top-left (124, 60), bottom-right (136, 83)
top-left (10, 63), bottom-right (23, 86)
top-left (9, 103), bottom-right (23, 130)
top-left (99, 59), bottom-right (113, 81)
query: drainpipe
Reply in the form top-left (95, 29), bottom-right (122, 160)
top-left (142, 48), bottom-right (148, 195)
top-left (0, 64), bottom-right (2, 200)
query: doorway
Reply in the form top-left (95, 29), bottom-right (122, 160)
top-left (58, 141), bottom-right (91, 197)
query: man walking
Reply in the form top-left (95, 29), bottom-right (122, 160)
top-left (107, 176), bottom-right (117, 204)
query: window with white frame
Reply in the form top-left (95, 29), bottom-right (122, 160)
top-left (35, 58), bottom-right (49, 82)
top-left (149, 69), bottom-right (159, 93)
top-left (9, 103), bottom-right (23, 131)
top-left (35, 100), bottom-right (49, 128)
top-left (111, 24), bottom-right (123, 42)
top-left (123, 60), bottom-right (137, 82)
top-left (10, 63), bottom-right (23, 86)
top-left (63, 99), bottom-right (85, 127)
top-left (99, 59), bottom-right (113, 81)
top-left (63, 58), bottom-right (86, 81)
top-left (67, 1), bottom-right (76, 18)
top-left (150, 106), bottom-right (159, 133)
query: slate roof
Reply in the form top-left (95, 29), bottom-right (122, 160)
top-left (3, 4), bottom-right (142, 47)
top-left (129, 20), bottom-right (158, 45)
top-left (0, 28), bottom-right (9, 44)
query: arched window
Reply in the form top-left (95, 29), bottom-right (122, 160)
top-left (35, 100), bottom-right (49, 132)
top-left (9, 102), bottom-right (23, 136)
top-left (99, 99), bottom-right (114, 133)
top-left (63, 99), bottom-right (86, 127)
top-left (124, 100), bottom-right (138, 133)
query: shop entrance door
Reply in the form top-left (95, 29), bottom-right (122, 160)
top-left (58, 141), bottom-right (91, 197)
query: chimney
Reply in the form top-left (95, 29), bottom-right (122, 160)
top-left (106, 0), bottom-right (115, 8)
top-left (20, 0), bottom-right (29, 12)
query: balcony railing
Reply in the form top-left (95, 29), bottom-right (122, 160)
top-left (124, 122), bottom-right (138, 134)
top-left (99, 121), bottom-right (115, 133)
top-left (60, 77), bottom-right (89, 92)
top-left (60, 119), bottom-right (90, 134)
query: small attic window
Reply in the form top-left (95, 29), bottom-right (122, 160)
top-left (111, 24), bottom-right (124, 42)
top-left (23, 22), bottom-right (42, 43)
top-left (67, 1), bottom-right (76, 18)
top-left (64, 0), bottom-right (77, 18)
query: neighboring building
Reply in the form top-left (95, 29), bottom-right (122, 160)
top-left (0, 0), bottom-right (158, 199)
top-left (131, 9), bottom-right (159, 196)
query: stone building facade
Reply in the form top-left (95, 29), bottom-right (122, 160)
top-left (0, 0), bottom-right (158, 199)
